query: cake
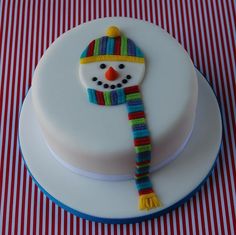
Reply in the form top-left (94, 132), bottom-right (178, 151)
top-left (31, 19), bottom-right (198, 210)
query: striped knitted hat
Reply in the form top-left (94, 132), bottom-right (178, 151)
top-left (80, 26), bottom-right (145, 64)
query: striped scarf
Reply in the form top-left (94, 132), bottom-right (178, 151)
top-left (87, 85), bottom-right (162, 210)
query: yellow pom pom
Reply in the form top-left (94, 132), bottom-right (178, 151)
top-left (106, 26), bottom-right (121, 37)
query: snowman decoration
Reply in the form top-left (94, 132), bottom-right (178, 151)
top-left (79, 26), bottom-right (161, 210)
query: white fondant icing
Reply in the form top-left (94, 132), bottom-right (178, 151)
top-left (79, 61), bottom-right (145, 91)
top-left (46, 124), bottom-right (194, 181)
top-left (31, 18), bottom-right (198, 177)
top-left (19, 72), bottom-right (222, 219)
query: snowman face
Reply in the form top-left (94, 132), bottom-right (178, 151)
top-left (79, 61), bottom-right (145, 91)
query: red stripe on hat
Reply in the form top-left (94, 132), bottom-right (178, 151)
top-left (96, 91), bottom-right (105, 105)
top-left (114, 36), bottom-right (121, 55)
top-left (128, 111), bottom-right (145, 120)
top-left (87, 40), bottom-right (95, 56)
top-left (134, 137), bottom-right (151, 146)
top-left (124, 85), bottom-right (140, 94)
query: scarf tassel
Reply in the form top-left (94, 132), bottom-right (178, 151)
top-left (139, 192), bottom-right (162, 210)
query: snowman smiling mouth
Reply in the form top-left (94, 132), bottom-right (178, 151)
top-left (90, 63), bottom-right (133, 90)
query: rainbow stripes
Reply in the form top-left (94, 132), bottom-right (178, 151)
top-left (124, 86), bottom-right (154, 196)
top-left (87, 88), bottom-right (126, 105)
top-left (80, 36), bottom-right (145, 64)
top-left (87, 86), bottom-right (161, 209)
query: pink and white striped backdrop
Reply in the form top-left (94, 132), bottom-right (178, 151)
top-left (0, 0), bottom-right (235, 234)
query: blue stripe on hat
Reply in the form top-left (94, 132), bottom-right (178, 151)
top-left (127, 39), bottom-right (136, 56)
top-left (106, 37), bottom-right (115, 55)
top-left (100, 36), bottom-right (108, 55)
top-left (81, 47), bottom-right (88, 58)
top-left (135, 47), bottom-right (144, 57)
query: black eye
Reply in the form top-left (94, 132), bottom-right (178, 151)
top-left (100, 64), bottom-right (106, 69)
top-left (119, 64), bottom-right (125, 69)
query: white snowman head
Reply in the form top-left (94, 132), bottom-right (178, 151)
top-left (79, 26), bottom-right (145, 91)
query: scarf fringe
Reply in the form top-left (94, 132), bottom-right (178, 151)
top-left (139, 192), bottom-right (162, 210)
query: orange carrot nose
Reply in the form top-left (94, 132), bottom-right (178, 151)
top-left (105, 66), bottom-right (119, 81)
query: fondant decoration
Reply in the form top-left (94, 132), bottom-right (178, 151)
top-left (21, 67), bottom-right (222, 223)
top-left (80, 26), bottom-right (145, 64)
top-left (79, 25), bottom-right (145, 92)
top-left (80, 26), bottom-right (161, 210)
top-left (79, 60), bottom-right (145, 91)
top-left (105, 66), bottom-right (119, 81)
top-left (31, 18), bottom-right (198, 214)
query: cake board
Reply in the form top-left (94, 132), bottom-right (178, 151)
top-left (18, 70), bottom-right (222, 224)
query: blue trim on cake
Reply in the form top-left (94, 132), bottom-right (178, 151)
top-left (18, 142), bottom-right (222, 224)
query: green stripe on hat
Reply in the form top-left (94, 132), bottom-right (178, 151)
top-left (93, 39), bottom-right (100, 56)
top-left (121, 36), bottom-right (128, 56)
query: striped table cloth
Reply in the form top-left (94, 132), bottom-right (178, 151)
top-left (0, 0), bottom-right (235, 234)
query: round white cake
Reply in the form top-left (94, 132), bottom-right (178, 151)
top-left (31, 18), bottom-right (198, 179)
